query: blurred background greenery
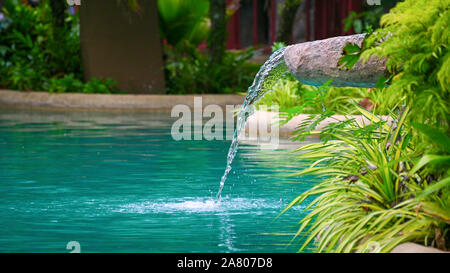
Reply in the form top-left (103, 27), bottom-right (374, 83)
top-left (0, 0), bottom-right (397, 95)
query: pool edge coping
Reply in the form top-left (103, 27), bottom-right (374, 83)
top-left (0, 90), bottom-right (246, 111)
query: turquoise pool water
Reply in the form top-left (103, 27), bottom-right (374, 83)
top-left (0, 109), bottom-right (317, 253)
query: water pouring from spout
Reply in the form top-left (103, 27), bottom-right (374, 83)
top-left (217, 47), bottom-right (288, 199)
top-left (217, 34), bottom-right (388, 199)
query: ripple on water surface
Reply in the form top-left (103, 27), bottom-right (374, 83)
top-left (0, 109), bottom-right (317, 252)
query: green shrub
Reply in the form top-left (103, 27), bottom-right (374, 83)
top-left (164, 43), bottom-right (259, 94)
top-left (0, 0), bottom-right (82, 90)
top-left (256, 76), bottom-right (395, 116)
top-left (362, 0), bottom-right (449, 132)
top-left (157, 0), bottom-right (210, 47)
top-left (343, 0), bottom-right (401, 34)
top-left (0, 0), bottom-right (121, 93)
top-left (281, 0), bottom-right (449, 252)
top-left (82, 78), bottom-right (120, 94)
top-left (283, 108), bottom-right (449, 252)
top-left (43, 74), bottom-right (119, 94)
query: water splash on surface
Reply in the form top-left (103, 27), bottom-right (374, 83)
top-left (114, 197), bottom-right (301, 214)
top-left (217, 48), bottom-right (288, 198)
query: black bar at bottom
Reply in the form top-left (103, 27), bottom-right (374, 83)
top-left (0, 253), bottom-right (447, 272)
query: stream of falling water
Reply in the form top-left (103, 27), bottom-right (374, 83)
top-left (217, 47), bottom-right (288, 199)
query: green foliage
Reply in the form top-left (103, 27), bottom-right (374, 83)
top-left (276, 0), bottom-right (303, 44)
top-left (44, 74), bottom-right (119, 94)
top-left (164, 43), bottom-right (259, 94)
top-left (278, 0), bottom-right (449, 252)
top-left (411, 123), bottom-right (450, 154)
top-left (256, 75), bottom-right (394, 117)
top-left (343, 0), bottom-right (401, 34)
top-left (282, 109), bottom-right (450, 252)
top-left (43, 74), bottom-right (83, 93)
top-left (119, 0), bottom-right (142, 13)
top-left (0, 0), bottom-right (120, 93)
top-left (337, 42), bottom-right (364, 70)
top-left (157, 0), bottom-right (210, 47)
top-left (82, 78), bottom-right (120, 94)
top-left (160, 0), bottom-right (260, 94)
top-left (6, 63), bottom-right (44, 90)
top-left (343, 9), bottom-right (383, 34)
top-left (361, 0), bottom-right (449, 131)
top-left (271, 42), bottom-right (287, 53)
top-left (257, 76), bottom-right (301, 111)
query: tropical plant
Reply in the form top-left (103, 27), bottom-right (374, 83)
top-left (208, 0), bottom-right (227, 67)
top-left (82, 77), bottom-right (120, 94)
top-left (282, 107), bottom-right (449, 252)
top-left (157, 0), bottom-right (210, 47)
top-left (271, 41), bottom-right (287, 53)
top-left (343, 0), bottom-right (400, 34)
top-left (44, 74), bottom-right (119, 94)
top-left (276, 0), bottom-right (303, 44)
top-left (0, 0), bottom-right (82, 86)
top-left (0, 0), bottom-right (120, 93)
top-left (257, 43), bottom-right (395, 117)
top-left (256, 76), bottom-right (394, 117)
top-left (346, 0), bottom-right (449, 132)
top-left (280, 0), bottom-right (449, 252)
top-left (164, 42), bottom-right (259, 94)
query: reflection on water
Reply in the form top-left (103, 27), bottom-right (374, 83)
top-left (0, 108), bottom-right (318, 253)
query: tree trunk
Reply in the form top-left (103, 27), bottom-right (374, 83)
top-left (208, 0), bottom-right (227, 66)
top-left (79, 0), bottom-right (166, 93)
top-left (276, 0), bottom-right (302, 44)
top-left (49, 0), bottom-right (66, 28)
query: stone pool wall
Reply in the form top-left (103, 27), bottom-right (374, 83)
top-left (0, 90), bottom-right (245, 111)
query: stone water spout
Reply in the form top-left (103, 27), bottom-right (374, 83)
top-left (284, 34), bottom-right (387, 88)
top-left (218, 34), bottom-right (388, 198)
